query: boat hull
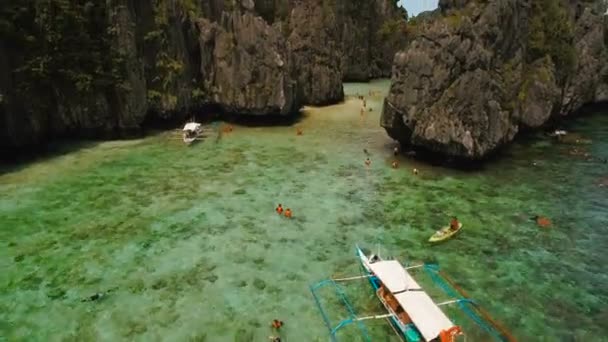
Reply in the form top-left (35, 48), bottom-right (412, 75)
top-left (356, 246), bottom-right (421, 342)
top-left (429, 223), bottom-right (462, 243)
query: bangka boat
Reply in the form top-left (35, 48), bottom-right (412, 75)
top-left (182, 122), bottom-right (203, 145)
top-left (429, 223), bottom-right (462, 243)
top-left (310, 245), bottom-right (516, 342)
top-left (550, 130), bottom-right (567, 137)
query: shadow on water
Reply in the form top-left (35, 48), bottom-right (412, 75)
top-left (0, 140), bottom-right (102, 175)
top-left (1, 105), bottom-right (307, 170)
top-left (222, 109), bottom-right (307, 127)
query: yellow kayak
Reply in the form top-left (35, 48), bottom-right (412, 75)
top-left (429, 223), bottom-right (462, 243)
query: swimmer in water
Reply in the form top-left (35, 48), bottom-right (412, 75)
top-left (271, 319), bottom-right (284, 329)
top-left (276, 204), bottom-right (283, 215)
top-left (393, 146), bottom-right (399, 156)
top-left (296, 127), bottom-right (303, 135)
top-left (413, 168), bottom-right (418, 175)
top-left (284, 208), bottom-right (292, 218)
top-left (365, 158), bottom-right (371, 167)
top-left (392, 160), bottom-right (398, 169)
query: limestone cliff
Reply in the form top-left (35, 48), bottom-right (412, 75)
top-left (197, 10), bottom-right (298, 115)
top-left (0, 0), bottom-right (407, 153)
top-left (381, 0), bottom-right (608, 159)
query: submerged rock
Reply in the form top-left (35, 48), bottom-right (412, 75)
top-left (382, 0), bottom-right (608, 159)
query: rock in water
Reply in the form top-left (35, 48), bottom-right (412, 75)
top-left (381, 0), bottom-right (608, 160)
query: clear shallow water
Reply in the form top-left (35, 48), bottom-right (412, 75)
top-left (1, 80), bottom-right (607, 341)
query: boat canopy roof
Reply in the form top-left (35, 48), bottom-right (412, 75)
top-left (395, 291), bottom-right (455, 341)
top-left (183, 122), bottom-right (201, 131)
top-left (368, 260), bottom-right (421, 292)
top-left (368, 260), bottom-right (455, 341)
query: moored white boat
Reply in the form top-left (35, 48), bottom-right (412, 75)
top-left (182, 122), bottom-right (203, 145)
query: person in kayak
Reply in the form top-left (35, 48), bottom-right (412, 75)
top-left (450, 217), bottom-right (460, 231)
top-left (276, 204), bottom-right (283, 215)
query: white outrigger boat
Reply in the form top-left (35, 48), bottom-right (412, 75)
top-left (182, 122), bottom-right (203, 145)
top-left (310, 245), bottom-right (516, 342)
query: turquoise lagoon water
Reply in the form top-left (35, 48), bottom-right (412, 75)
top-left (1, 80), bottom-right (607, 341)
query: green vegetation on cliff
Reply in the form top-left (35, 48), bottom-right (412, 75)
top-left (145, 0), bottom-right (202, 112)
top-left (378, 18), bottom-right (408, 41)
top-left (526, 0), bottom-right (575, 82)
top-left (0, 1), bottom-right (126, 99)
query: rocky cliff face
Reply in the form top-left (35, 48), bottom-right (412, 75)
top-left (339, 0), bottom-right (408, 81)
top-left (197, 10), bottom-right (298, 115)
top-left (382, 0), bottom-right (608, 159)
top-left (0, 0), bottom-right (407, 153)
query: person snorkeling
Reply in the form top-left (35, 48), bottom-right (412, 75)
top-left (276, 204), bottom-right (283, 215)
top-left (81, 287), bottom-right (117, 302)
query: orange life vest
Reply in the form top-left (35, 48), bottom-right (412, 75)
top-left (536, 216), bottom-right (551, 228)
top-left (439, 326), bottom-right (462, 342)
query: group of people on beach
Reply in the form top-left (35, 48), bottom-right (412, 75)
top-left (357, 91), bottom-right (372, 122)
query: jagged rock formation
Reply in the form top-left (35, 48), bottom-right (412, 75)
top-left (287, 0), bottom-right (345, 104)
top-left (382, 0), bottom-right (608, 159)
top-left (339, 0), bottom-right (409, 81)
top-left (0, 0), bottom-right (407, 152)
top-left (197, 11), bottom-right (298, 115)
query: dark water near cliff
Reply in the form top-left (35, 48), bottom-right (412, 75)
top-left (1, 80), bottom-right (607, 341)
